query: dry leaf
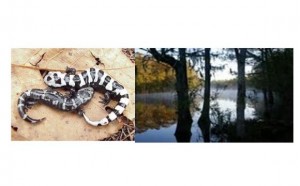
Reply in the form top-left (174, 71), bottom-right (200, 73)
top-left (11, 48), bottom-right (135, 141)
top-left (102, 114), bottom-right (135, 141)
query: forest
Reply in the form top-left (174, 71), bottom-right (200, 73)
top-left (135, 48), bottom-right (293, 142)
top-left (136, 53), bottom-right (201, 93)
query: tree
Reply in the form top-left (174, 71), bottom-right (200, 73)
top-left (234, 48), bottom-right (247, 138)
top-left (147, 48), bottom-right (193, 142)
top-left (247, 48), bottom-right (277, 120)
top-left (249, 48), bottom-right (293, 123)
top-left (198, 48), bottom-right (211, 142)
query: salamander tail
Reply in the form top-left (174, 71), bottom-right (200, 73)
top-left (82, 88), bottom-right (129, 126)
top-left (17, 90), bottom-right (45, 124)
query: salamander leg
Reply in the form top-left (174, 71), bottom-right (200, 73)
top-left (25, 99), bottom-right (37, 110)
top-left (66, 66), bottom-right (76, 75)
top-left (24, 101), bottom-right (36, 112)
top-left (65, 87), bottom-right (76, 98)
top-left (99, 92), bottom-right (111, 105)
top-left (76, 107), bottom-right (84, 116)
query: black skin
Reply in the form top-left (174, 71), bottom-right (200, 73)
top-left (43, 66), bottom-right (130, 126)
top-left (18, 87), bottom-right (94, 123)
top-left (47, 86), bottom-right (77, 101)
top-left (64, 67), bottom-right (122, 107)
top-left (66, 66), bottom-right (76, 75)
top-left (100, 92), bottom-right (111, 105)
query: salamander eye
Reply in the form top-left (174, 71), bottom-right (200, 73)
top-left (47, 76), bottom-right (52, 81)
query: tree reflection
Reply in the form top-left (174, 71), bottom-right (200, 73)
top-left (136, 101), bottom-right (193, 142)
top-left (136, 102), bottom-right (177, 133)
top-left (136, 48), bottom-right (293, 142)
top-left (174, 118), bottom-right (192, 142)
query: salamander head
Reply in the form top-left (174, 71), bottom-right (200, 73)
top-left (44, 72), bottom-right (64, 87)
top-left (77, 87), bottom-right (94, 103)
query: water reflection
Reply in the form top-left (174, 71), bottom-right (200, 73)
top-left (211, 99), bottom-right (256, 121)
top-left (136, 102), bottom-right (176, 129)
top-left (135, 90), bottom-right (257, 142)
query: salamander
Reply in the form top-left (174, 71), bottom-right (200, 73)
top-left (18, 87), bottom-right (94, 123)
top-left (43, 67), bottom-right (129, 126)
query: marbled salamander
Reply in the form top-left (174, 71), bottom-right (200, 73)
top-left (18, 87), bottom-right (94, 123)
top-left (43, 67), bottom-right (129, 126)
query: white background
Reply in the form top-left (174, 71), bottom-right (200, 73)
top-left (0, 0), bottom-right (299, 186)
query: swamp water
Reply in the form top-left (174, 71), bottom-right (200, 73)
top-left (135, 89), bottom-right (261, 142)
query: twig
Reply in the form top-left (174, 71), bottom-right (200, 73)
top-left (102, 116), bottom-right (135, 141)
top-left (90, 51), bottom-right (105, 66)
top-left (11, 64), bottom-right (134, 71)
top-left (47, 49), bottom-right (65, 61)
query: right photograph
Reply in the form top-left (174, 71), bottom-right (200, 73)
top-left (135, 48), bottom-right (293, 142)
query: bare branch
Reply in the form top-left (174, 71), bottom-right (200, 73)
top-left (246, 50), bottom-right (262, 61)
top-left (148, 48), bottom-right (177, 67)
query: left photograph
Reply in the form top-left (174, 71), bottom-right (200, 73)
top-left (11, 48), bottom-right (135, 141)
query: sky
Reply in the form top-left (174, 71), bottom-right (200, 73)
top-left (210, 57), bottom-right (253, 81)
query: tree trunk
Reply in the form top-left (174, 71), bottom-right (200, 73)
top-left (198, 48), bottom-right (211, 142)
top-left (261, 50), bottom-right (270, 119)
top-left (261, 49), bottom-right (273, 120)
top-left (148, 48), bottom-right (193, 142)
top-left (265, 49), bottom-right (274, 112)
top-left (235, 48), bottom-right (246, 138)
top-left (174, 48), bottom-right (193, 142)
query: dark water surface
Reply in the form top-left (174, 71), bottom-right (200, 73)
top-left (135, 89), bottom-right (260, 142)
